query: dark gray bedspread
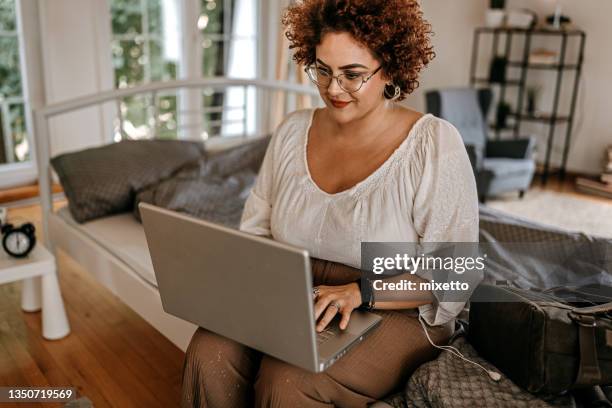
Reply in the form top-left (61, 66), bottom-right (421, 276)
top-left (133, 136), bottom-right (270, 228)
top-left (478, 205), bottom-right (612, 292)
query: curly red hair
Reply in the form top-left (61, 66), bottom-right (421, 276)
top-left (282, 0), bottom-right (435, 100)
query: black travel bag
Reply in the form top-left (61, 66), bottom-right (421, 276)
top-left (468, 284), bottom-right (612, 396)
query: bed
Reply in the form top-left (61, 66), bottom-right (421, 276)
top-left (33, 78), bottom-right (612, 408)
top-left (34, 78), bottom-right (321, 351)
top-left (34, 78), bottom-right (612, 353)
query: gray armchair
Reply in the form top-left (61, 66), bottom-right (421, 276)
top-left (426, 88), bottom-right (536, 203)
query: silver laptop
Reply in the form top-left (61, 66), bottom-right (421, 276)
top-left (139, 203), bottom-right (381, 373)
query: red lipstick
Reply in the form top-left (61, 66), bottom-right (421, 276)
top-left (330, 99), bottom-right (351, 109)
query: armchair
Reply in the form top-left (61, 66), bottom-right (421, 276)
top-left (426, 88), bottom-right (536, 203)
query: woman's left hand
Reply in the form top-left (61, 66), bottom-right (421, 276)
top-left (313, 282), bottom-right (362, 332)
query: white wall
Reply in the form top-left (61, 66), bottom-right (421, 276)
top-left (404, 0), bottom-right (488, 113)
top-left (505, 0), bottom-right (611, 174)
top-left (405, 0), bottom-right (611, 175)
top-left (38, 0), bottom-right (115, 157)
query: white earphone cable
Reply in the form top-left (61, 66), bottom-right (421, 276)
top-left (418, 314), bottom-right (502, 382)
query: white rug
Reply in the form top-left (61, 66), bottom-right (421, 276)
top-left (486, 189), bottom-right (612, 239)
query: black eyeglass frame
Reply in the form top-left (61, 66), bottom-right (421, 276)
top-left (304, 64), bottom-right (383, 93)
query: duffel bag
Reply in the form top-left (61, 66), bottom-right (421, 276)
top-left (468, 285), bottom-right (612, 395)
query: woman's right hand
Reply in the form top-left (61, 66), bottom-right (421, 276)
top-left (312, 282), bottom-right (361, 331)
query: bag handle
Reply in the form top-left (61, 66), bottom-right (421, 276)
top-left (569, 304), bottom-right (612, 387)
top-left (572, 302), bottom-right (612, 316)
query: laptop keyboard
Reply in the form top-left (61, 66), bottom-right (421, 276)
top-left (316, 325), bottom-right (341, 345)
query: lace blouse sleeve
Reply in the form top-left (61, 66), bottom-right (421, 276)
top-left (239, 130), bottom-right (279, 237)
top-left (410, 118), bottom-right (480, 326)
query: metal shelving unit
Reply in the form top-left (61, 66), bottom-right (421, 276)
top-left (469, 26), bottom-right (586, 183)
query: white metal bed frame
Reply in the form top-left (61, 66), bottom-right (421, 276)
top-left (34, 78), bottom-right (319, 350)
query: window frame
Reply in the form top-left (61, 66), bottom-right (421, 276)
top-left (109, 0), bottom-right (263, 142)
top-left (199, 0), bottom-right (260, 139)
top-left (110, 0), bottom-right (182, 140)
top-left (110, 0), bottom-right (173, 87)
top-left (0, 1), bottom-right (26, 164)
top-left (0, 0), bottom-right (39, 189)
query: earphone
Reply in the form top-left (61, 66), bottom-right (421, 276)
top-left (418, 314), bottom-right (502, 382)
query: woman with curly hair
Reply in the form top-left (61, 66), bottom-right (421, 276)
top-left (182, 0), bottom-right (478, 406)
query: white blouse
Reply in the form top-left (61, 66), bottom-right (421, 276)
top-left (240, 109), bottom-right (479, 326)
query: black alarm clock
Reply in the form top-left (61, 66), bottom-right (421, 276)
top-left (1, 222), bottom-right (36, 258)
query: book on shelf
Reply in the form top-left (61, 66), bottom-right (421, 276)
top-left (575, 177), bottom-right (612, 200)
top-left (529, 49), bottom-right (558, 65)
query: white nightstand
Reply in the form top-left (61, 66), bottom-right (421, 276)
top-left (0, 244), bottom-right (70, 340)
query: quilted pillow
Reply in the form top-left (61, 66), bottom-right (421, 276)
top-left (51, 139), bottom-right (205, 223)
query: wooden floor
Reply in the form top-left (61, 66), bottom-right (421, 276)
top-left (0, 176), bottom-right (607, 408)
top-left (536, 174), bottom-right (610, 203)
top-left (0, 200), bottom-right (184, 408)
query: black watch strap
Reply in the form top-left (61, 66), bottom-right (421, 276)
top-left (356, 277), bottom-right (374, 310)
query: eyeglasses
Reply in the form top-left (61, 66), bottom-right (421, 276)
top-left (305, 65), bottom-right (382, 93)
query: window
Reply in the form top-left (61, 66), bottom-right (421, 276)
top-left (0, 0), bottom-right (28, 163)
top-left (110, 0), bottom-right (259, 141)
top-left (199, 0), bottom-right (258, 138)
top-left (110, 0), bottom-right (180, 140)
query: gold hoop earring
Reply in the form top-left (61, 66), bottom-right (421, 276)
top-left (384, 83), bottom-right (401, 101)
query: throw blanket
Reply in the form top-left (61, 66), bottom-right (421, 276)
top-left (478, 205), bottom-right (612, 292)
top-left (133, 136), bottom-right (270, 228)
top-left (405, 336), bottom-right (577, 408)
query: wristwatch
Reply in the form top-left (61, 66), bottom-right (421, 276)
top-left (356, 277), bottom-right (375, 310)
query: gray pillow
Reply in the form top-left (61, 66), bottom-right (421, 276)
top-left (204, 135), bottom-right (271, 178)
top-left (51, 139), bottom-right (205, 223)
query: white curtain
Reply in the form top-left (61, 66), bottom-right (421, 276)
top-left (271, 1), bottom-right (312, 129)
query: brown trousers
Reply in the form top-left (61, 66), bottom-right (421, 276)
top-left (181, 259), bottom-right (452, 408)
